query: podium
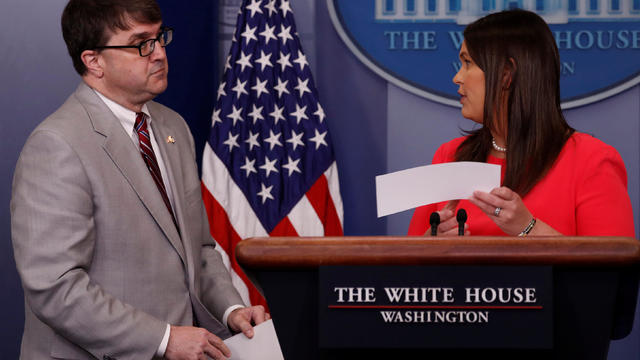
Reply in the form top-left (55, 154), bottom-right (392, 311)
top-left (236, 236), bottom-right (640, 360)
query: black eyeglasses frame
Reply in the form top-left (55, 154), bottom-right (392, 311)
top-left (94, 27), bottom-right (173, 57)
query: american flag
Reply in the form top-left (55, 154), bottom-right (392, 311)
top-left (201, 0), bottom-right (343, 307)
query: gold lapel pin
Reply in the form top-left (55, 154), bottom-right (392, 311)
top-left (167, 136), bottom-right (175, 144)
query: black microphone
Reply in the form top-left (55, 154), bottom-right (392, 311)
top-left (429, 212), bottom-right (440, 236)
top-left (456, 209), bottom-right (467, 236)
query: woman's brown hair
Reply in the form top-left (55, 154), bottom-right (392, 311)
top-left (455, 9), bottom-right (574, 196)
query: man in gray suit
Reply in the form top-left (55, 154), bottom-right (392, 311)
top-left (10, 0), bottom-right (267, 359)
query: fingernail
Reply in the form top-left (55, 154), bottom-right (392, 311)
top-left (245, 329), bottom-right (254, 338)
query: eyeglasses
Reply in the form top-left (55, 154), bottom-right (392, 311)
top-left (95, 27), bottom-right (173, 57)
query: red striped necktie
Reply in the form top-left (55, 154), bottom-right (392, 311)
top-left (134, 112), bottom-right (178, 228)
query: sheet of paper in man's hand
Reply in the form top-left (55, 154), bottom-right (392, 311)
top-left (376, 162), bottom-right (501, 217)
top-left (224, 319), bottom-right (284, 360)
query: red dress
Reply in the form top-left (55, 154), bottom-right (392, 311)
top-left (407, 133), bottom-right (635, 237)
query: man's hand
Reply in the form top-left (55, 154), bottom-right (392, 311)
top-left (227, 305), bottom-right (270, 338)
top-left (164, 325), bottom-right (230, 360)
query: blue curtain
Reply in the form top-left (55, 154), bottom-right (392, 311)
top-left (156, 1), bottom-right (218, 174)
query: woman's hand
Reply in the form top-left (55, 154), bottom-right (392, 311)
top-left (469, 187), bottom-right (533, 236)
top-left (425, 200), bottom-right (470, 236)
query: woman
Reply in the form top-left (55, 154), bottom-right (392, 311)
top-left (408, 9), bottom-right (634, 237)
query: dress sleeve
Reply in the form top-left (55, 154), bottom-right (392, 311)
top-left (407, 144), bottom-right (448, 235)
top-left (575, 145), bottom-right (635, 236)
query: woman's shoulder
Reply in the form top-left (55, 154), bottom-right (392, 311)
top-left (440, 136), bottom-right (467, 150)
top-left (433, 136), bottom-right (468, 163)
top-left (565, 132), bottom-right (621, 160)
top-left (562, 132), bottom-right (627, 182)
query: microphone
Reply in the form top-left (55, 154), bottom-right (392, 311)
top-left (456, 209), bottom-right (467, 236)
top-left (429, 212), bottom-right (440, 236)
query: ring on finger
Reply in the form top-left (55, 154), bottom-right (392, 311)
top-left (494, 207), bottom-right (502, 217)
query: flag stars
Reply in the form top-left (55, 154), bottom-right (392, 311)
top-left (257, 183), bottom-right (274, 204)
top-left (276, 51), bottom-right (292, 72)
top-left (211, 0), bottom-right (339, 225)
top-left (314, 104), bottom-right (326, 123)
top-left (240, 156), bottom-right (257, 177)
top-left (286, 130), bottom-right (305, 151)
top-left (252, 78), bottom-right (269, 98)
top-left (290, 104), bottom-right (309, 124)
top-left (236, 51), bottom-right (253, 72)
top-left (223, 131), bottom-right (240, 152)
top-left (232, 79), bottom-right (249, 99)
top-left (259, 24), bottom-right (277, 45)
top-left (217, 81), bottom-right (227, 100)
top-left (241, 25), bottom-right (258, 44)
top-left (248, 104), bottom-right (264, 124)
top-left (283, 156), bottom-right (301, 176)
top-left (255, 51), bottom-right (273, 71)
top-left (278, 24), bottom-right (293, 44)
top-left (211, 108), bottom-right (222, 127)
top-left (259, 156), bottom-right (279, 177)
top-left (245, 0), bottom-right (263, 17)
top-left (294, 78), bottom-right (311, 97)
top-left (245, 131), bottom-right (261, 151)
top-left (280, 0), bottom-right (292, 18)
top-left (264, 0), bottom-right (277, 16)
top-left (309, 129), bottom-right (328, 150)
top-left (293, 50), bottom-right (309, 70)
top-left (270, 104), bottom-right (286, 124)
top-left (227, 105), bottom-right (244, 126)
top-left (264, 130), bottom-right (283, 150)
top-left (274, 78), bottom-right (290, 97)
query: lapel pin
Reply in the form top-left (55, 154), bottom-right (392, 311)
top-left (167, 136), bottom-right (175, 144)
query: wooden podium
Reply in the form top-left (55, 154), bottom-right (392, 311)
top-left (236, 236), bottom-right (640, 360)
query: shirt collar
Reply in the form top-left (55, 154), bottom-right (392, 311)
top-left (93, 89), bottom-right (152, 133)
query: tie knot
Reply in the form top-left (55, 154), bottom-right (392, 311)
top-left (134, 112), bottom-right (147, 132)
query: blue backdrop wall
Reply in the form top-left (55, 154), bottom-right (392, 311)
top-left (1, 1), bottom-right (76, 356)
top-left (1, 0), bottom-right (638, 358)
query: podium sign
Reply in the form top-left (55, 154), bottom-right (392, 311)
top-left (319, 265), bottom-right (553, 349)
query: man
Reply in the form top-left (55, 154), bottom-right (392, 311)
top-left (10, 0), bottom-right (266, 359)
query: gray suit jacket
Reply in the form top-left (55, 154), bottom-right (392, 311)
top-left (11, 82), bottom-right (244, 360)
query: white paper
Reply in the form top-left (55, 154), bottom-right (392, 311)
top-left (376, 162), bottom-right (501, 217)
top-left (224, 319), bottom-right (284, 360)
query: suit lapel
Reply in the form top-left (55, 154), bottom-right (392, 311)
top-left (74, 83), bottom-right (187, 263)
top-left (148, 110), bottom-right (187, 227)
top-left (148, 106), bottom-right (197, 283)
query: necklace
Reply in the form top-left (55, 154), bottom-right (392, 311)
top-left (491, 137), bottom-right (507, 152)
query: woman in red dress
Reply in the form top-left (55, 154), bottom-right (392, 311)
top-left (408, 10), bottom-right (634, 238)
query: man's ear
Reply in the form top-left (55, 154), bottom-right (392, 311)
top-left (502, 57), bottom-right (516, 90)
top-left (81, 50), bottom-right (103, 78)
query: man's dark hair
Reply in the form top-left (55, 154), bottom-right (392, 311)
top-left (61, 0), bottom-right (162, 75)
top-left (454, 9), bottom-right (574, 196)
